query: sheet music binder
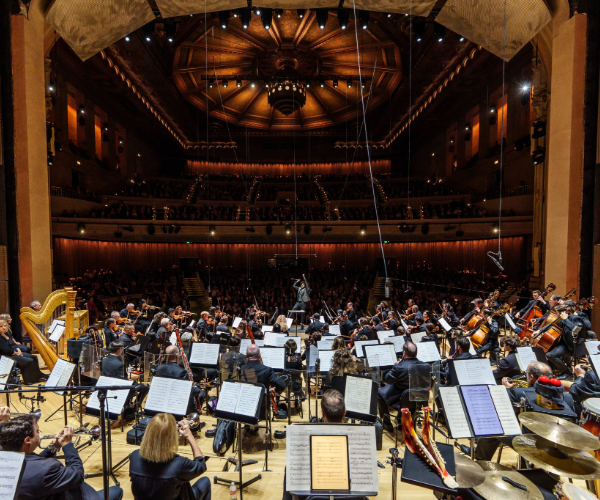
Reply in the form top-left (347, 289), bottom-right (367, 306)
top-left (0, 451), bottom-right (26, 500)
top-left (143, 377), bottom-right (193, 419)
top-left (330, 374), bottom-right (378, 423)
top-left (214, 380), bottom-right (264, 425)
top-left (189, 342), bottom-right (220, 368)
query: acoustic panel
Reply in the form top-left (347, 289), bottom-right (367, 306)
top-left (154, 0), bottom-right (247, 19)
top-left (351, 0), bottom-right (437, 17)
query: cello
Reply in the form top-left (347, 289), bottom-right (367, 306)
top-left (517, 283), bottom-right (556, 335)
top-left (470, 304), bottom-right (510, 348)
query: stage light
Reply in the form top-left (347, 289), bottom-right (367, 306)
top-left (118, 136), bottom-right (123, 144)
top-left (316, 8), bottom-right (328, 29)
top-left (219, 10), bottom-right (230, 29)
top-left (333, 77), bottom-right (338, 88)
top-left (240, 8), bottom-right (251, 28)
top-left (250, 81), bottom-right (256, 88)
top-left (274, 9), bottom-right (282, 18)
top-left (237, 79), bottom-right (242, 87)
top-left (492, 223), bottom-right (499, 233)
top-left (465, 123), bottom-right (471, 131)
top-left (434, 22), bottom-right (446, 42)
top-left (306, 80), bottom-right (311, 88)
top-left (337, 8), bottom-right (349, 29)
top-left (361, 80), bottom-right (366, 89)
top-left (532, 148), bottom-right (546, 165)
top-left (347, 79), bottom-right (352, 88)
top-left (387, 13), bottom-right (392, 17)
top-left (209, 225), bottom-right (216, 235)
top-left (78, 105), bottom-right (85, 114)
top-left (413, 18), bottom-right (425, 41)
top-left (124, 36), bottom-right (130, 42)
top-left (285, 224), bottom-right (291, 234)
top-left (142, 23), bottom-right (154, 41)
top-left (297, 9), bottom-right (305, 18)
top-left (532, 120), bottom-right (546, 139)
top-left (265, 82), bottom-right (269, 88)
top-left (255, 7), bottom-right (261, 15)
top-left (261, 8), bottom-right (272, 30)
top-left (358, 10), bottom-right (370, 30)
top-left (47, 152), bottom-right (53, 166)
top-left (165, 22), bottom-right (176, 42)
top-left (449, 135), bottom-right (455, 144)
top-left (459, 36), bottom-right (465, 42)
top-left (319, 80), bottom-right (325, 88)
top-left (233, 10), bottom-right (238, 17)
top-left (223, 79), bottom-right (228, 88)
top-left (209, 79), bottom-right (214, 88)
top-left (77, 223), bottom-right (86, 234)
top-left (521, 83), bottom-right (530, 93)
top-left (360, 225), bottom-right (367, 235)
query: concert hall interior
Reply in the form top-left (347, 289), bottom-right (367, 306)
top-left (2, 0), bottom-right (600, 499)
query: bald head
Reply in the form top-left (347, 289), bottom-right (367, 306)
top-left (526, 361), bottom-right (552, 385)
top-left (165, 345), bottom-right (178, 361)
top-left (246, 344), bottom-right (260, 360)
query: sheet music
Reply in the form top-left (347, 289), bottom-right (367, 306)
top-left (317, 339), bottom-right (335, 350)
top-left (311, 435), bottom-right (350, 490)
top-left (308, 345), bottom-right (318, 370)
top-left (415, 342), bottom-right (441, 362)
top-left (410, 332), bottom-right (426, 344)
top-left (317, 350), bottom-right (335, 372)
top-left (189, 319), bottom-right (196, 329)
top-left (0, 357), bottom-right (15, 391)
top-left (264, 331), bottom-right (284, 346)
top-left (47, 319), bottom-right (64, 334)
top-left (438, 317), bottom-right (452, 332)
top-left (49, 324), bottom-right (66, 343)
top-left (262, 325), bottom-right (274, 333)
top-left (189, 343), bottom-right (220, 365)
top-left (401, 319), bottom-right (409, 331)
top-left (488, 385), bottom-right (522, 435)
top-left (454, 359), bottom-right (496, 385)
top-left (86, 376), bottom-right (133, 415)
top-left (516, 347), bottom-right (538, 372)
top-left (460, 385), bottom-right (504, 436)
top-left (364, 345), bottom-right (396, 367)
top-left (377, 330), bottom-right (395, 343)
top-left (354, 340), bottom-right (379, 358)
top-left (345, 376), bottom-right (373, 416)
top-left (216, 381), bottom-right (262, 417)
top-left (232, 317), bottom-right (242, 328)
top-left (590, 354), bottom-right (600, 376)
top-left (467, 338), bottom-right (477, 356)
top-left (286, 318), bottom-right (293, 329)
top-left (329, 325), bottom-right (341, 335)
top-left (45, 359), bottom-right (76, 396)
top-left (144, 377), bottom-right (192, 416)
top-left (260, 348), bottom-right (286, 370)
top-left (505, 313), bottom-right (517, 330)
top-left (439, 386), bottom-right (472, 438)
top-left (384, 336), bottom-right (405, 353)
top-left (0, 451), bottom-right (25, 500)
top-left (586, 341), bottom-right (600, 356)
top-left (286, 424), bottom-right (378, 493)
top-left (239, 339), bottom-right (264, 354)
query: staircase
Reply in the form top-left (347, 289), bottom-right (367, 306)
top-left (184, 273), bottom-right (210, 314)
top-left (245, 178), bottom-right (261, 221)
top-left (373, 275), bottom-right (392, 299)
top-left (186, 176), bottom-right (202, 203)
top-left (313, 179), bottom-right (331, 221)
top-left (372, 177), bottom-right (387, 204)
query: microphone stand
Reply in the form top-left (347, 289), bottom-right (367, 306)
top-left (314, 358), bottom-right (320, 420)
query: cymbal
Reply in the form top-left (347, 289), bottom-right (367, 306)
top-left (454, 453), bottom-right (486, 489)
top-left (476, 460), bottom-right (513, 472)
top-left (473, 471), bottom-right (543, 500)
top-left (518, 413), bottom-right (600, 451)
top-left (512, 435), bottom-right (600, 480)
top-left (562, 483), bottom-right (599, 500)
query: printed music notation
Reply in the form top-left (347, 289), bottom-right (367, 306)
top-left (317, 350), bottom-right (335, 372)
top-left (0, 452), bottom-right (25, 500)
top-left (189, 343), bottom-right (220, 366)
top-left (86, 376), bottom-right (133, 415)
top-left (260, 348), bottom-right (286, 370)
top-left (344, 376), bottom-right (373, 416)
top-left (354, 340), bottom-right (379, 358)
top-left (364, 344), bottom-right (396, 367)
top-left (286, 425), bottom-right (378, 493)
top-left (310, 435), bottom-right (350, 490)
top-left (439, 386), bottom-right (473, 438)
top-left (515, 347), bottom-right (538, 372)
top-left (45, 358), bottom-right (76, 396)
top-left (384, 336), bottom-right (405, 353)
top-left (144, 377), bottom-right (193, 416)
top-left (415, 342), bottom-right (441, 363)
top-left (488, 385), bottom-right (522, 436)
top-left (216, 381), bottom-right (262, 417)
top-left (460, 385), bottom-right (504, 436)
top-left (454, 359), bottom-right (496, 386)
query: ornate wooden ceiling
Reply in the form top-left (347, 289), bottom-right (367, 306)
top-left (172, 10), bottom-right (403, 131)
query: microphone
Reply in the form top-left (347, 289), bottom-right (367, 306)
top-left (487, 251), bottom-right (504, 271)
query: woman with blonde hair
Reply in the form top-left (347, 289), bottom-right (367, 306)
top-left (129, 413), bottom-right (210, 500)
top-left (272, 314), bottom-right (289, 333)
top-left (331, 337), bottom-right (346, 351)
top-left (329, 349), bottom-right (358, 377)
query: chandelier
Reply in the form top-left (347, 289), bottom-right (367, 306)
top-left (267, 78), bottom-right (307, 116)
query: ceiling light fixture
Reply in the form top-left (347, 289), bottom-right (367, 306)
top-left (337, 8), bottom-right (349, 29)
top-left (297, 9), bottom-right (305, 18)
top-left (261, 8), bottom-right (272, 30)
top-left (358, 10), bottom-right (370, 30)
top-left (316, 8), bottom-right (328, 29)
top-left (219, 10), bottom-right (230, 29)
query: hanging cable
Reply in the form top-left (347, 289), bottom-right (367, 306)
top-left (406, 1), bottom-right (413, 291)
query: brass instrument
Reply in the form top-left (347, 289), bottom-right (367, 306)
top-left (41, 425), bottom-right (101, 451)
top-left (11, 409), bottom-right (42, 418)
top-left (509, 375), bottom-right (530, 388)
top-left (177, 412), bottom-right (201, 432)
top-left (20, 288), bottom-right (78, 371)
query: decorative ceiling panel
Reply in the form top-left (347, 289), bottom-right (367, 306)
top-left (45, 0), bottom-right (155, 61)
top-left (352, 0), bottom-right (437, 17)
top-left (154, 0), bottom-right (248, 19)
top-left (436, 0), bottom-right (551, 61)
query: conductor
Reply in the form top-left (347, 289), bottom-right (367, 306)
top-left (290, 274), bottom-right (311, 326)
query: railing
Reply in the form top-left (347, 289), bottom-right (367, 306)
top-left (51, 186), bottom-right (101, 203)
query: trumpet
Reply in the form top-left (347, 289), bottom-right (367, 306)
top-left (41, 425), bottom-right (101, 451)
top-left (11, 409), bottom-right (42, 418)
top-left (177, 412), bottom-right (201, 432)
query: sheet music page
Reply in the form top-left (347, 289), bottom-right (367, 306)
top-left (416, 342), bottom-right (441, 362)
top-left (516, 347), bottom-right (538, 372)
top-left (282, 336), bottom-right (301, 352)
top-left (365, 345), bottom-right (395, 367)
top-left (0, 357), bottom-right (15, 391)
top-left (264, 331), bottom-right (284, 346)
top-left (488, 385), bottom-right (522, 435)
top-left (454, 359), bottom-right (496, 385)
top-left (0, 451), bottom-right (25, 500)
top-left (47, 319), bottom-right (61, 334)
top-left (438, 317), bottom-right (452, 332)
top-left (286, 425), bottom-right (378, 493)
top-left (401, 319), bottom-right (409, 331)
top-left (586, 341), bottom-right (600, 356)
top-left (239, 339), bottom-right (264, 353)
top-left (467, 338), bottom-right (477, 356)
top-left (286, 318), bottom-right (293, 329)
top-left (439, 386), bottom-right (472, 438)
top-left (86, 376), bottom-right (133, 415)
top-left (144, 377), bottom-right (192, 416)
top-left (345, 376), bottom-right (373, 415)
top-left (189, 320), bottom-right (196, 329)
top-left (262, 325), bottom-right (274, 333)
top-left (216, 381), bottom-right (241, 414)
top-left (590, 354), bottom-right (600, 376)
top-left (308, 345), bottom-right (318, 369)
top-left (260, 348), bottom-right (285, 370)
top-left (377, 330), bottom-right (395, 343)
top-left (460, 385), bottom-right (503, 436)
top-left (329, 325), bottom-right (341, 335)
top-left (49, 325), bottom-right (66, 343)
top-left (355, 340), bottom-right (379, 358)
top-left (410, 332), bottom-right (426, 344)
top-left (189, 343), bottom-right (220, 365)
top-left (505, 313), bottom-right (517, 330)
top-left (317, 339), bottom-right (335, 350)
top-left (45, 359), bottom-right (76, 396)
top-left (385, 336), bottom-right (405, 353)
top-left (232, 317), bottom-right (242, 329)
top-left (318, 350), bottom-right (335, 372)
top-left (235, 384), bottom-right (263, 417)
top-left (311, 435), bottom-right (350, 490)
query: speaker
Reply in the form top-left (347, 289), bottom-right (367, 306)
top-left (67, 336), bottom-right (89, 361)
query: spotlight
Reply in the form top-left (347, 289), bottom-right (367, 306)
top-left (240, 8), bottom-right (251, 28)
top-left (347, 79), bottom-right (352, 88)
top-left (118, 136), bottom-right (123, 144)
top-left (285, 224), bottom-right (291, 234)
top-left (319, 79), bottom-right (325, 88)
top-left (47, 152), bottom-right (54, 166)
top-left (333, 77), bottom-right (338, 88)
top-left (77, 223), bottom-right (86, 234)
top-left (297, 9), bottom-right (305, 18)
top-left (147, 224), bottom-right (155, 235)
top-left (233, 10), bottom-right (238, 17)
top-left (360, 225), bottom-right (367, 235)
top-left (209, 225), bottom-right (216, 235)
top-left (531, 120), bottom-right (546, 139)
top-left (492, 223), bottom-right (499, 233)
top-left (209, 79), bottom-right (214, 88)
top-left (274, 8), bottom-right (282, 18)
top-left (465, 123), bottom-right (471, 131)
top-left (102, 122), bottom-right (108, 131)
top-left (521, 83), bottom-right (530, 93)
top-left (413, 18), bottom-right (425, 41)
top-left (223, 79), bottom-right (228, 88)
top-left (433, 22), bottom-right (446, 42)
top-left (124, 36), bottom-right (130, 42)
top-left (449, 135), bottom-right (455, 144)
top-left (337, 8), bottom-right (349, 29)
top-left (219, 10), bottom-right (230, 29)
top-left (261, 8), bottom-right (272, 30)
top-left (237, 79), bottom-right (242, 88)
top-left (358, 10), bottom-right (370, 30)
top-left (489, 104), bottom-right (496, 114)
top-left (142, 23), bottom-right (154, 41)
top-left (165, 22), bottom-right (176, 42)
top-left (456, 33), bottom-right (465, 42)
top-left (316, 8), bottom-right (328, 29)
top-left (387, 12), bottom-right (392, 17)
top-left (305, 80), bottom-right (311, 88)
top-left (78, 105), bottom-right (85, 114)
top-left (250, 81), bottom-right (256, 88)
top-left (361, 80), bottom-right (366, 88)
top-left (255, 7), bottom-right (261, 15)
top-left (532, 148), bottom-right (546, 165)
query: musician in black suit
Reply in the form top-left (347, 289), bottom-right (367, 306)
top-left (305, 314), bottom-right (327, 336)
top-left (120, 303), bottom-right (142, 332)
top-left (197, 312), bottom-right (212, 342)
top-left (118, 324), bottom-right (135, 348)
top-left (216, 316), bottom-right (230, 334)
top-left (372, 316), bottom-right (385, 332)
top-left (384, 311), bottom-right (399, 332)
top-left (339, 310), bottom-right (355, 338)
top-left (155, 346), bottom-right (205, 415)
top-left (155, 318), bottom-right (173, 353)
top-left (375, 304), bottom-right (387, 322)
top-left (460, 298), bottom-right (483, 326)
top-left (441, 337), bottom-right (477, 385)
top-left (0, 416), bottom-right (123, 500)
top-left (406, 305), bottom-right (423, 325)
top-left (101, 342), bottom-right (149, 408)
top-left (345, 302), bottom-right (358, 324)
top-left (240, 344), bottom-right (286, 395)
top-left (442, 303), bottom-right (460, 327)
top-left (473, 309), bottom-right (500, 360)
top-left (103, 318), bottom-right (120, 348)
top-left (493, 335), bottom-right (522, 383)
top-left (378, 341), bottom-right (428, 432)
top-left (571, 364), bottom-right (600, 415)
top-left (355, 318), bottom-right (375, 341)
top-left (410, 317), bottom-right (426, 334)
top-left (544, 303), bottom-right (585, 378)
top-left (515, 290), bottom-right (549, 318)
top-left (0, 319), bottom-right (45, 384)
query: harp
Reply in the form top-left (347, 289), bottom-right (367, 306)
top-left (19, 287), bottom-right (82, 371)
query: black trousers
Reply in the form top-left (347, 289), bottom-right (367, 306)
top-left (97, 486), bottom-right (124, 500)
top-left (11, 353), bottom-right (44, 384)
top-left (476, 339), bottom-right (499, 361)
top-left (290, 302), bottom-right (306, 325)
top-left (547, 344), bottom-right (570, 374)
top-left (192, 476), bottom-right (211, 500)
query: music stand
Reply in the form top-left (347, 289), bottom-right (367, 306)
top-left (43, 359), bottom-right (78, 426)
top-left (213, 380), bottom-right (264, 499)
